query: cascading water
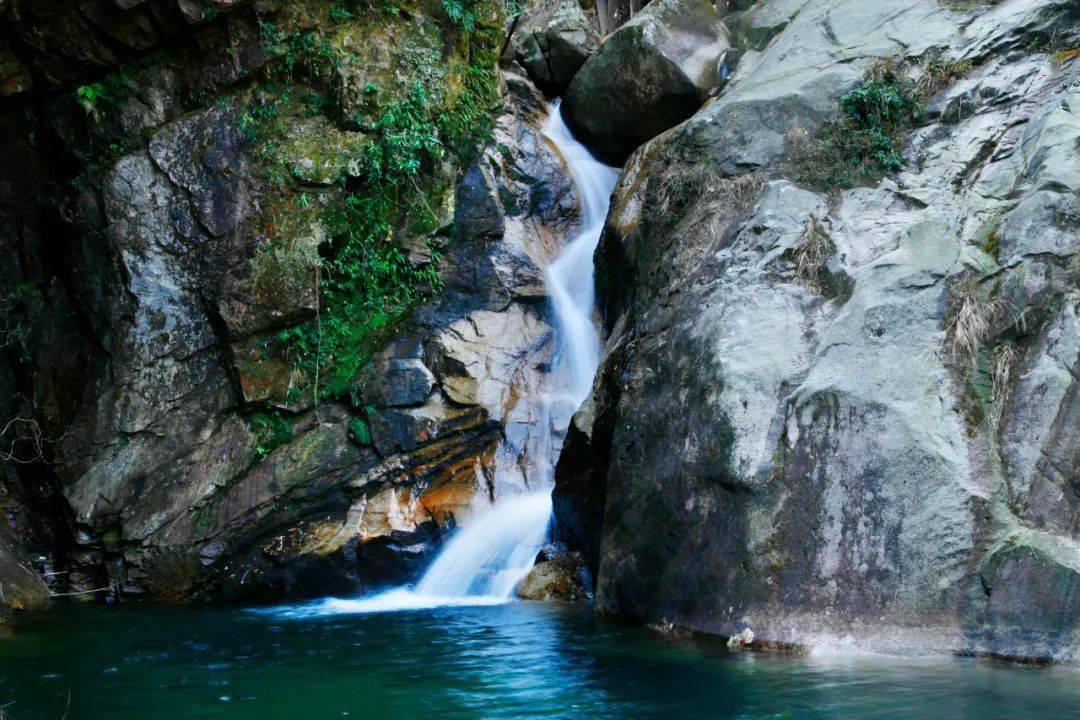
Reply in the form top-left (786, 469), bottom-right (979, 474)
top-left (263, 103), bottom-right (618, 618)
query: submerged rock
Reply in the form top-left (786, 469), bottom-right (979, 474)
top-left (563, 0), bottom-right (730, 164)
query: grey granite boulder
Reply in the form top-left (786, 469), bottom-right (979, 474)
top-left (513, 0), bottom-right (600, 93)
top-left (563, 0), bottom-right (730, 164)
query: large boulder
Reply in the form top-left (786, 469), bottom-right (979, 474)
top-left (556, 0), bottom-right (1080, 661)
top-left (563, 0), bottom-right (730, 164)
top-left (512, 0), bottom-right (600, 94)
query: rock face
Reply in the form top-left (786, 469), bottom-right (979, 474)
top-left (0, 0), bottom-right (580, 603)
top-left (0, 527), bottom-right (50, 621)
top-left (556, 0), bottom-right (1080, 662)
top-left (563, 0), bottom-right (730, 164)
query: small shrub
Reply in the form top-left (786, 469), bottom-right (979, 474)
top-left (0, 282), bottom-right (40, 362)
top-left (790, 216), bottom-right (835, 291)
top-left (75, 72), bottom-right (132, 120)
top-left (786, 57), bottom-right (970, 191)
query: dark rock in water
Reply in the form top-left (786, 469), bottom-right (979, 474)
top-left (563, 0), bottom-right (730, 164)
top-left (0, 528), bottom-right (50, 622)
top-left (515, 544), bottom-right (592, 601)
top-left (512, 0), bottom-right (600, 94)
top-left (966, 539), bottom-right (1080, 661)
top-left (355, 526), bottom-right (442, 586)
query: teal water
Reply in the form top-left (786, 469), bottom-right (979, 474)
top-left (2, 601), bottom-right (1078, 719)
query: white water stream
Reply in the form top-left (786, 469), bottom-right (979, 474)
top-left (267, 103), bottom-right (619, 617)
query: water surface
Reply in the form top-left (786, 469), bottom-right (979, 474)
top-left (2, 601), bottom-right (1078, 719)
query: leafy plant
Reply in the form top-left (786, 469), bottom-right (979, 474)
top-left (348, 415), bottom-right (373, 445)
top-left (247, 410), bottom-right (295, 464)
top-left (781, 57), bottom-right (959, 189)
top-left (0, 283), bottom-right (40, 363)
top-left (75, 73), bottom-right (132, 120)
top-left (443, 0), bottom-right (480, 29)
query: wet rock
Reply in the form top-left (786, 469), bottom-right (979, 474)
top-left (515, 544), bottom-right (592, 601)
top-left (368, 393), bottom-right (489, 457)
top-left (513, 0), bottom-right (600, 94)
top-left (149, 106), bottom-right (252, 237)
top-left (563, 0), bottom-right (730, 164)
top-left (428, 305), bottom-right (552, 417)
top-left (0, 528), bottom-right (50, 621)
top-left (966, 535), bottom-right (1080, 661)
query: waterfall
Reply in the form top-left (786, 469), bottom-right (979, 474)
top-left (265, 103), bottom-right (618, 618)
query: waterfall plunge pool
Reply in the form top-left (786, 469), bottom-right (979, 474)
top-left (2, 601), bottom-right (1079, 719)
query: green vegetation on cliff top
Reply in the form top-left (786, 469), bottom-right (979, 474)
top-left (247, 0), bottom-right (503, 405)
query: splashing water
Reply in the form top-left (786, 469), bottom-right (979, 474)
top-left (259, 103), bottom-right (619, 619)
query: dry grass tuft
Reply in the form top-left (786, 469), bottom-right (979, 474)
top-left (648, 166), bottom-right (766, 270)
top-left (946, 276), bottom-right (1023, 367)
top-left (654, 164), bottom-right (764, 223)
top-left (988, 341), bottom-right (1021, 433)
top-left (791, 216), bottom-right (835, 291)
top-left (916, 58), bottom-right (973, 100)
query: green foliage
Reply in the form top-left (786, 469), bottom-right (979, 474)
top-left (259, 20), bottom-right (345, 84)
top-left (75, 73), bottom-right (132, 120)
top-left (788, 59), bottom-right (923, 191)
top-left (279, 82), bottom-right (447, 398)
top-left (442, 0), bottom-right (481, 29)
top-left (0, 282), bottom-right (40, 363)
top-left (437, 62), bottom-right (499, 159)
top-left (348, 415), bottom-right (373, 445)
top-left (247, 410), bottom-right (295, 464)
top-left (242, 0), bottom-right (501, 405)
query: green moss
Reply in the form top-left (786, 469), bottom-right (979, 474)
top-left (981, 227), bottom-right (1002, 263)
top-left (246, 410), bottom-right (296, 464)
top-left (242, 1), bottom-right (501, 405)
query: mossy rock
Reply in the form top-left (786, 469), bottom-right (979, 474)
top-left (278, 113), bottom-right (372, 185)
top-left (219, 185), bottom-right (343, 339)
top-left (330, 8), bottom-right (470, 127)
top-left (232, 335), bottom-right (312, 410)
